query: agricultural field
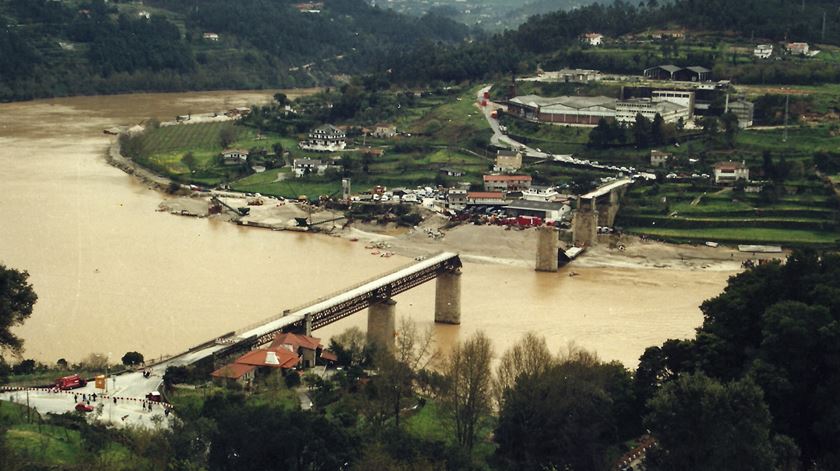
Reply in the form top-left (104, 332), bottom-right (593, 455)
top-left (617, 182), bottom-right (839, 246)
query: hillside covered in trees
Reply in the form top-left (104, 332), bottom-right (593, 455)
top-left (3, 0), bottom-right (840, 101)
top-left (0, 0), bottom-right (470, 101)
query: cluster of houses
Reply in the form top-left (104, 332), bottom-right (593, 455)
top-left (754, 42), bottom-right (820, 59)
top-left (211, 332), bottom-right (337, 385)
top-left (649, 149), bottom-right (752, 185)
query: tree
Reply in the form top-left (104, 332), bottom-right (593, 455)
top-left (633, 113), bottom-right (652, 148)
top-left (721, 111), bottom-right (740, 148)
top-left (441, 331), bottom-right (493, 453)
top-left (493, 331), bottom-right (554, 408)
top-left (328, 326), bottom-right (368, 367)
top-left (495, 348), bottom-right (636, 471)
top-left (273, 92), bottom-right (289, 106)
top-left (121, 351), bottom-right (144, 366)
top-left (0, 265), bottom-right (37, 355)
top-left (181, 151), bottom-right (196, 171)
top-left (651, 113), bottom-right (665, 146)
top-left (219, 126), bottom-right (238, 148)
top-left (370, 318), bottom-right (436, 430)
top-left (644, 373), bottom-right (776, 471)
top-left (56, 358), bottom-right (68, 369)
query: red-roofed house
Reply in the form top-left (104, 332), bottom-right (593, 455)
top-left (483, 174), bottom-right (533, 192)
top-left (713, 161), bottom-right (749, 184)
top-left (271, 333), bottom-right (322, 368)
top-left (211, 363), bottom-right (256, 384)
top-left (211, 347), bottom-right (299, 385)
top-left (466, 192), bottom-right (508, 206)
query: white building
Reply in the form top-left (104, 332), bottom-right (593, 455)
top-left (615, 98), bottom-right (690, 124)
top-left (713, 161), bottom-right (749, 184)
top-left (786, 42), bottom-right (809, 55)
top-left (293, 158), bottom-right (341, 177)
top-left (221, 149), bottom-right (249, 165)
top-left (726, 98), bottom-right (755, 128)
top-left (300, 124), bottom-right (346, 152)
top-left (754, 44), bottom-right (773, 59)
top-left (651, 90), bottom-right (695, 118)
top-left (202, 32), bottom-right (220, 41)
top-left (583, 33), bottom-right (603, 46)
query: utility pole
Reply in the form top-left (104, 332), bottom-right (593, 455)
top-left (783, 94), bottom-right (790, 143)
top-left (823, 12), bottom-right (827, 41)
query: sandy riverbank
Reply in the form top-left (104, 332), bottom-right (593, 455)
top-left (156, 187), bottom-right (783, 273)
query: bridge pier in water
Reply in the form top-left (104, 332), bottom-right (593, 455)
top-left (434, 269), bottom-right (461, 324)
top-left (367, 299), bottom-right (397, 350)
top-left (535, 226), bottom-right (559, 272)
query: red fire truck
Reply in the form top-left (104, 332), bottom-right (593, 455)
top-left (55, 374), bottom-right (87, 390)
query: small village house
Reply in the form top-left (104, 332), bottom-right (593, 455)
top-left (650, 150), bottom-right (671, 168)
top-left (447, 189), bottom-right (468, 210)
top-left (202, 32), bottom-right (220, 41)
top-left (221, 149), bottom-right (249, 165)
top-left (483, 174), bottom-right (532, 192)
top-left (713, 161), bottom-right (749, 184)
top-left (372, 124), bottom-right (397, 138)
top-left (583, 33), bottom-right (603, 46)
top-left (439, 167), bottom-right (464, 177)
top-left (495, 149), bottom-right (523, 173)
top-left (754, 44), bottom-right (774, 59)
top-left (293, 158), bottom-right (340, 177)
top-left (786, 42), bottom-right (809, 55)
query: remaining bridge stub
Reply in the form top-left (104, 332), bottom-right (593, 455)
top-left (536, 226), bottom-right (559, 272)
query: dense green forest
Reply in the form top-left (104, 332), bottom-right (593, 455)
top-left (2, 0), bottom-right (840, 99)
top-left (387, 0), bottom-right (840, 84)
top-left (0, 0), bottom-right (470, 101)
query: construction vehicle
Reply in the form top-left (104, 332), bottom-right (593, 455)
top-left (56, 374), bottom-right (87, 390)
top-left (209, 196), bottom-right (250, 216)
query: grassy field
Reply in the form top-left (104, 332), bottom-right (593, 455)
top-left (404, 400), bottom-right (496, 467)
top-left (0, 401), bottom-right (143, 469)
top-left (618, 181), bottom-right (839, 246)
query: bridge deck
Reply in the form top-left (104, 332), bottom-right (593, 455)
top-left (166, 252), bottom-right (461, 367)
top-left (581, 178), bottom-right (633, 199)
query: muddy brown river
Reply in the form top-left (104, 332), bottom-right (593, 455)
top-left (0, 91), bottom-right (734, 367)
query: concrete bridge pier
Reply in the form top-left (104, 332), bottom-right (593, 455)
top-left (572, 197), bottom-right (599, 246)
top-left (367, 299), bottom-right (396, 350)
top-left (434, 269), bottom-right (461, 324)
top-left (536, 226), bottom-right (559, 272)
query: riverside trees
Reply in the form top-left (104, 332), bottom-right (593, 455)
top-left (0, 265), bottom-right (37, 355)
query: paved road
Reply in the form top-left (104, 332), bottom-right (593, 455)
top-left (0, 375), bottom-right (169, 429)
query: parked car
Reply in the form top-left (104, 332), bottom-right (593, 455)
top-left (75, 402), bottom-right (94, 413)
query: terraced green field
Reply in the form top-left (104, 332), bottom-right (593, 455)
top-left (618, 182), bottom-right (839, 246)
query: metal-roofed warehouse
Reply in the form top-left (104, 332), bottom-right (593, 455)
top-left (507, 95), bottom-right (617, 125)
